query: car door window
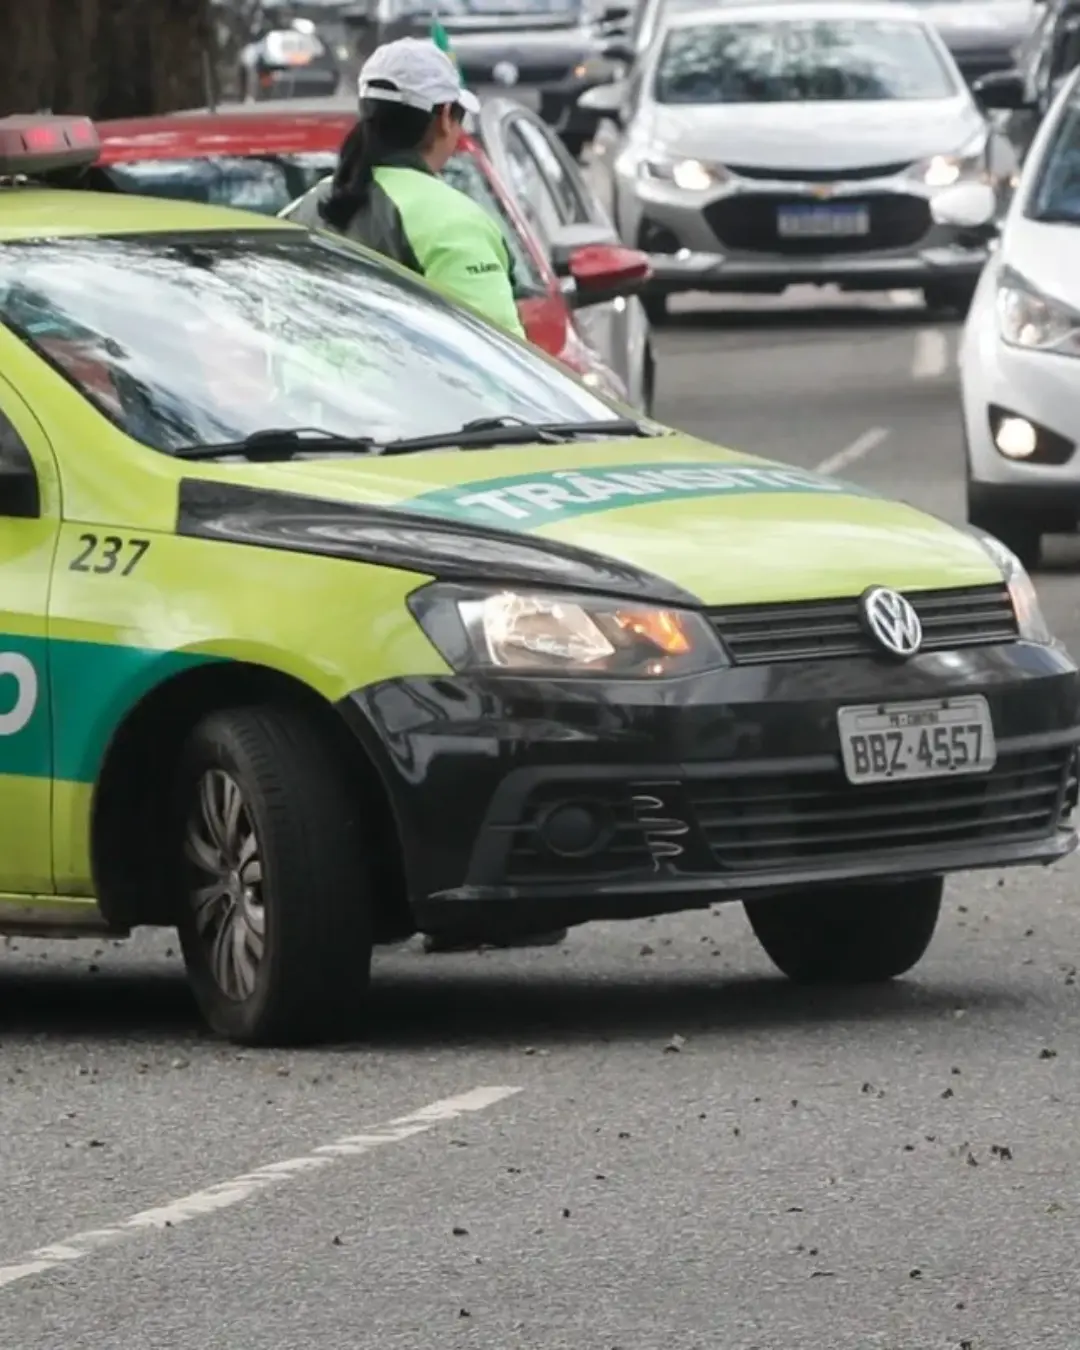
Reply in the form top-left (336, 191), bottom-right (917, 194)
top-left (510, 118), bottom-right (594, 225)
top-left (503, 125), bottom-right (568, 245)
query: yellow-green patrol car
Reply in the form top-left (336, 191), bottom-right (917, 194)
top-left (0, 114), bottom-right (1077, 1046)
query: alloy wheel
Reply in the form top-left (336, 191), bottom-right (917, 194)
top-left (184, 768), bottom-right (266, 1001)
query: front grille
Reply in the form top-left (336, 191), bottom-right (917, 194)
top-left (704, 190), bottom-right (931, 255)
top-left (708, 585), bottom-right (1018, 665)
top-left (458, 61), bottom-right (570, 83)
top-left (693, 747), bottom-right (1074, 873)
top-left (727, 161), bottom-right (912, 182)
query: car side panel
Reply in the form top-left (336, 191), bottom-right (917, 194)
top-left (47, 528), bottom-right (448, 895)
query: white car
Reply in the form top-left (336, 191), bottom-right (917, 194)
top-left (581, 0), bottom-right (1016, 320)
top-left (951, 63), bottom-right (1080, 568)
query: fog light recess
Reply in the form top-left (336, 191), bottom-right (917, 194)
top-left (989, 405), bottom-right (1075, 465)
top-left (535, 800), bottom-right (614, 859)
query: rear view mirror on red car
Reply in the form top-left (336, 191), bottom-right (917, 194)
top-left (567, 243), bottom-right (651, 309)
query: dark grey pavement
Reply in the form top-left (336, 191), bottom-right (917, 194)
top-left (2, 289), bottom-right (1078, 1350)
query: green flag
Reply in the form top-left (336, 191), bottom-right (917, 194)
top-left (430, 18), bottom-right (453, 54)
top-left (431, 15), bottom-right (467, 85)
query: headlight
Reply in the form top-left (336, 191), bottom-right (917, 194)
top-left (572, 56), bottom-right (616, 80)
top-left (971, 529), bottom-right (1054, 644)
top-left (997, 267), bottom-right (1080, 357)
top-left (409, 583), bottom-right (729, 677)
top-left (640, 155), bottom-right (729, 191)
top-left (910, 132), bottom-right (987, 188)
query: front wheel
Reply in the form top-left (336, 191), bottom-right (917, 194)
top-left (643, 292), bottom-right (670, 326)
top-left (745, 877), bottom-right (943, 984)
top-left (174, 704), bottom-right (374, 1046)
top-left (923, 281), bottom-right (977, 317)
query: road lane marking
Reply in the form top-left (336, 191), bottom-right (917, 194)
top-left (813, 427), bottom-right (891, 477)
top-left (0, 1084), bottom-right (521, 1293)
top-left (911, 328), bottom-right (949, 380)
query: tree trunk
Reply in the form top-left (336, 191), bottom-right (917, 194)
top-left (0, 0), bottom-right (213, 119)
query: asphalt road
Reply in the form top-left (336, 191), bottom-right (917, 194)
top-left (2, 289), bottom-right (1079, 1350)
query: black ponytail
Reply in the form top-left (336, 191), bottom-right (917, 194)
top-left (319, 82), bottom-right (467, 231)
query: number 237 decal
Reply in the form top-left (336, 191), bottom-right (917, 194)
top-left (69, 534), bottom-right (151, 576)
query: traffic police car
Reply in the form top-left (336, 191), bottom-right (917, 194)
top-left (0, 114), bottom-right (1077, 1046)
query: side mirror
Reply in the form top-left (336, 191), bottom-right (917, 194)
top-left (930, 181), bottom-right (999, 237)
top-left (0, 457), bottom-right (40, 520)
top-left (972, 68), bottom-right (1031, 110)
top-left (578, 80), bottom-right (627, 114)
top-left (599, 39), bottom-right (635, 64)
top-left (564, 242), bottom-right (651, 307)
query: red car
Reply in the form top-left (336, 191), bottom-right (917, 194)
top-left (93, 106), bottom-right (650, 403)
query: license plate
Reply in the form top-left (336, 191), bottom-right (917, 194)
top-left (837, 696), bottom-right (996, 785)
top-left (777, 204), bottom-right (870, 238)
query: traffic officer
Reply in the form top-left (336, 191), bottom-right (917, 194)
top-left (284, 36), bottom-right (526, 340)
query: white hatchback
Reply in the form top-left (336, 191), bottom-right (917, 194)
top-left (950, 64), bottom-right (1080, 569)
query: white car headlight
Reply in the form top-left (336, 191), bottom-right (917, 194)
top-left (640, 155), bottom-right (729, 191)
top-left (910, 132), bottom-right (988, 189)
top-left (997, 267), bottom-right (1080, 357)
top-left (410, 584), bottom-right (730, 677)
top-left (971, 529), bottom-right (1054, 644)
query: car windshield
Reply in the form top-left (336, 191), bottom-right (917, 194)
top-left (0, 231), bottom-right (612, 455)
top-left (654, 17), bottom-right (958, 103)
top-left (104, 153), bottom-right (340, 216)
top-left (1027, 97), bottom-right (1080, 223)
top-left (388, 0), bottom-right (579, 15)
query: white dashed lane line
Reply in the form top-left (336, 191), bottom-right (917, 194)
top-left (0, 1085), bottom-right (522, 1293)
top-left (813, 426), bottom-right (892, 477)
top-left (911, 327), bottom-right (950, 380)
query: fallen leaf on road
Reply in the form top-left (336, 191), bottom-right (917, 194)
top-left (664, 1034), bottom-right (686, 1053)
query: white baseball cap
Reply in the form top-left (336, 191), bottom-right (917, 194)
top-left (358, 37), bottom-right (480, 116)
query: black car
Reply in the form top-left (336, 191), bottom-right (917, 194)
top-left (972, 0), bottom-right (1080, 158)
top-left (339, 0), bottom-right (629, 155)
top-left (904, 0), bottom-right (1036, 86)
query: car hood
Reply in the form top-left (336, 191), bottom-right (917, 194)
top-left (179, 434), bottom-right (1002, 605)
top-left (647, 97), bottom-right (984, 169)
top-left (909, 0), bottom-right (1033, 49)
top-left (1002, 218), bottom-right (1080, 307)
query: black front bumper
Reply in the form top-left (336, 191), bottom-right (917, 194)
top-left (338, 643), bottom-right (1080, 933)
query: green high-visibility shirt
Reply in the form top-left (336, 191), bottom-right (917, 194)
top-left (284, 154), bottom-right (526, 341)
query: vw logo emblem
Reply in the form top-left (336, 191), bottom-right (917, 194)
top-left (493, 60), bottom-right (519, 86)
top-left (860, 586), bottom-right (923, 658)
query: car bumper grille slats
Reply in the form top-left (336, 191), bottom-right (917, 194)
top-left (708, 584), bottom-right (1019, 665)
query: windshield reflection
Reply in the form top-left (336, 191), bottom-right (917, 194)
top-left (1029, 101), bottom-right (1080, 224)
top-left (654, 18), bottom-right (958, 104)
top-left (0, 232), bottom-right (613, 455)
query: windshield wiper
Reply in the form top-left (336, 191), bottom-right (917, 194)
top-left (377, 415), bottom-right (656, 455)
top-left (172, 427), bottom-right (380, 462)
top-left (173, 416), bottom-right (656, 462)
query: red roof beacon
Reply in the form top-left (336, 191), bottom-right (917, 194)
top-left (0, 116), bottom-right (101, 177)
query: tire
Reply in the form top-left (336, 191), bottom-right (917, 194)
top-left (923, 281), bottom-right (977, 317)
top-left (643, 292), bottom-right (670, 326)
top-left (967, 498), bottom-right (1043, 571)
top-left (641, 342), bottom-right (656, 415)
top-left (173, 704), bottom-right (374, 1046)
top-left (745, 876), bottom-right (943, 984)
